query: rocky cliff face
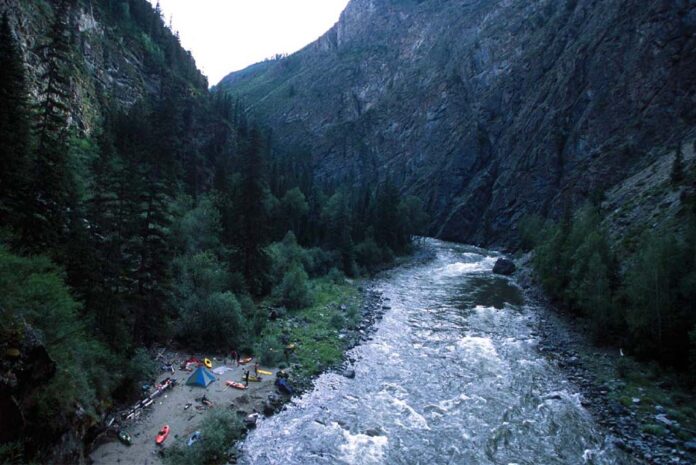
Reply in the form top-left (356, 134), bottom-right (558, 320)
top-left (218, 0), bottom-right (696, 247)
top-left (2, 0), bottom-right (206, 136)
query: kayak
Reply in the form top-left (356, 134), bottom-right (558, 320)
top-left (257, 369), bottom-right (272, 376)
top-left (239, 357), bottom-right (253, 365)
top-left (226, 380), bottom-right (247, 390)
top-left (118, 430), bottom-right (132, 446)
top-left (203, 358), bottom-right (212, 368)
top-left (242, 375), bottom-right (262, 382)
top-left (155, 425), bottom-right (170, 445)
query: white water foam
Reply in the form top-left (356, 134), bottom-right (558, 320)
top-left (337, 428), bottom-right (389, 465)
top-left (438, 256), bottom-right (497, 276)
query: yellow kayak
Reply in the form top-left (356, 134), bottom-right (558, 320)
top-left (257, 369), bottom-right (272, 376)
top-left (204, 358), bottom-right (212, 369)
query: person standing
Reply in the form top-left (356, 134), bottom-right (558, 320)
top-left (244, 369), bottom-right (250, 387)
top-left (231, 350), bottom-right (238, 366)
top-left (254, 361), bottom-right (259, 377)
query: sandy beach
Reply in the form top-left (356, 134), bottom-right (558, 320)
top-left (89, 357), bottom-right (280, 465)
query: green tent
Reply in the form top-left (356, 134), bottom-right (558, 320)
top-left (186, 366), bottom-right (216, 387)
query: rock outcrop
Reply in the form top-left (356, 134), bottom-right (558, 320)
top-left (492, 258), bottom-right (516, 276)
top-left (218, 0), bottom-right (696, 247)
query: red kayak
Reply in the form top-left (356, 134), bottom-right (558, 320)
top-left (226, 380), bottom-right (247, 390)
top-left (239, 357), bottom-right (253, 365)
top-left (155, 424), bottom-right (170, 445)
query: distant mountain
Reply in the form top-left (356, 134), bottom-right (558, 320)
top-left (218, 0), bottom-right (696, 246)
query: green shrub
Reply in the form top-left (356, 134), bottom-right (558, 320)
top-left (355, 238), bottom-right (390, 272)
top-left (267, 231), bottom-right (338, 284)
top-left (327, 267), bottom-right (345, 284)
top-left (253, 335), bottom-right (285, 367)
top-left (178, 291), bottom-right (246, 350)
top-left (173, 252), bottom-right (248, 350)
top-left (273, 261), bottom-right (313, 309)
top-left (165, 409), bottom-right (244, 465)
top-left (330, 313), bottom-right (345, 330)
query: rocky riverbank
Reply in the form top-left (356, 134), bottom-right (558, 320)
top-left (515, 255), bottom-right (696, 465)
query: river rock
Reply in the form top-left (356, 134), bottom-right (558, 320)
top-left (655, 413), bottom-right (675, 427)
top-left (492, 258), bottom-right (516, 275)
top-left (343, 369), bottom-right (356, 379)
top-left (262, 402), bottom-right (275, 416)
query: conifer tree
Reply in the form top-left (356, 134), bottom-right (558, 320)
top-left (237, 126), bottom-right (271, 295)
top-left (24, 0), bottom-right (77, 250)
top-left (0, 12), bottom-right (32, 229)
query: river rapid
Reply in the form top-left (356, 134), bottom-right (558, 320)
top-left (239, 239), bottom-right (633, 465)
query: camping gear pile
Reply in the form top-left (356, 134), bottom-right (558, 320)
top-left (122, 377), bottom-right (176, 421)
top-left (181, 357), bottom-right (202, 371)
top-left (274, 371), bottom-right (294, 394)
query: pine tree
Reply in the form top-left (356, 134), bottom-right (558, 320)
top-left (0, 12), bottom-right (32, 230)
top-left (237, 126), bottom-right (271, 295)
top-left (24, 0), bottom-right (77, 250)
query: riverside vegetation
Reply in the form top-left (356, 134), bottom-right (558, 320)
top-left (0, 1), bottom-right (426, 463)
top-left (520, 151), bottom-right (696, 426)
top-left (520, 161), bottom-right (696, 373)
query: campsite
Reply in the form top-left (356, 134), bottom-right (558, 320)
top-left (90, 353), bottom-right (280, 465)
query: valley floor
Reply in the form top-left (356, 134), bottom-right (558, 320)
top-left (89, 355), bottom-right (280, 465)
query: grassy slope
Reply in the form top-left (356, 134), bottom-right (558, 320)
top-left (260, 277), bottom-right (363, 384)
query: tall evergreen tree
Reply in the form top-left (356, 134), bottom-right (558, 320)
top-left (24, 0), bottom-right (77, 250)
top-left (237, 126), bottom-right (271, 295)
top-left (0, 12), bottom-right (32, 230)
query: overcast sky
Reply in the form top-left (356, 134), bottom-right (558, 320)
top-left (149, 0), bottom-right (350, 86)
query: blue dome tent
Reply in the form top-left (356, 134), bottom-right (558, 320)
top-left (186, 366), bottom-right (216, 387)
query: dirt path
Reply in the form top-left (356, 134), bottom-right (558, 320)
top-left (90, 359), bottom-right (279, 465)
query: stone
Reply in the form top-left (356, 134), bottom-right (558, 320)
top-left (343, 369), bottom-right (356, 379)
top-left (655, 414), bottom-right (675, 427)
top-left (492, 258), bottom-right (516, 275)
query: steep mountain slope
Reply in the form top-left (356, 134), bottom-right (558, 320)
top-left (218, 0), bottom-right (696, 246)
top-left (1, 0), bottom-right (207, 133)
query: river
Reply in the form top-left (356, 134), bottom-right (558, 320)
top-left (239, 239), bottom-right (632, 465)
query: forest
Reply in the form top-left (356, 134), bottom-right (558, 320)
top-left (520, 154), bottom-right (696, 376)
top-left (0, 0), bottom-right (426, 461)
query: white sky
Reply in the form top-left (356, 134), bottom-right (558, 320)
top-left (149, 0), bottom-right (351, 86)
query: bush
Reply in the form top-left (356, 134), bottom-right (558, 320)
top-left (330, 313), bottom-right (345, 330)
top-left (355, 238), bottom-right (391, 272)
top-left (173, 252), bottom-right (248, 350)
top-left (165, 410), bottom-right (244, 465)
top-left (272, 262), bottom-right (313, 309)
top-left (178, 292), bottom-right (247, 350)
top-left (267, 231), bottom-right (338, 284)
top-left (327, 267), bottom-right (345, 284)
top-left (253, 335), bottom-right (285, 367)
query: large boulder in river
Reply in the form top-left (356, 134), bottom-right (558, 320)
top-left (493, 258), bottom-right (516, 275)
